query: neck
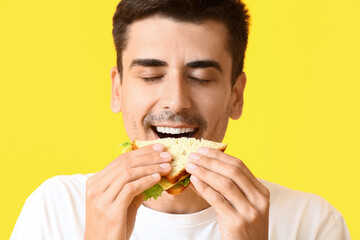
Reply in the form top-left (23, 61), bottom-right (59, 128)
top-left (142, 184), bottom-right (210, 214)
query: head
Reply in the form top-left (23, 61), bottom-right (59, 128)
top-left (111, 0), bottom-right (250, 142)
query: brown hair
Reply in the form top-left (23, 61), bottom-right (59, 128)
top-left (112, 0), bottom-right (250, 87)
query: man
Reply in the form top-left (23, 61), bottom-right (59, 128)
top-left (11, 0), bottom-right (350, 239)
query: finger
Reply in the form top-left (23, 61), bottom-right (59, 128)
top-left (190, 175), bottom-right (239, 220)
top-left (96, 143), bottom-right (166, 179)
top-left (188, 153), bottom-right (266, 209)
top-left (197, 147), bottom-right (269, 198)
top-left (112, 173), bottom-right (162, 211)
top-left (186, 162), bottom-right (257, 218)
top-left (107, 143), bottom-right (169, 171)
top-left (103, 163), bottom-right (172, 204)
top-left (91, 155), bottom-right (171, 198)
top-left (89, 146), bottom-right (171, 190)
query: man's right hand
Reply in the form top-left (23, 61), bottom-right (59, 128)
top-left (84, 143), bottom-right (172, 240)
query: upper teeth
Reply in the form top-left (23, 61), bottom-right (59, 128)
top-left (156, 126), bottom-right (195, 134)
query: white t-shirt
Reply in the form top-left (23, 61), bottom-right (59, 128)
top-left (11, 174), bottom-right (350, 240)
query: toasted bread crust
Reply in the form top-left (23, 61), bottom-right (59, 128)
top-left (131, 139), bottom-right (140, 150)
top-left (165, 168), bottom-right (189, 184)
top-left (166, 184), bottom-right (189, 195)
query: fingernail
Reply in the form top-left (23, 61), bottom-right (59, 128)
top-left (160, 163), bottom-right (171, 169)
top-left (160, 152), bottom-right (171, 159)
top-left (189, 153), bottom-right (201, 160)
top-left (198, 147), bottom-right (209, 155)
top-left (153, 143), bottom-right (165, 152)
top-left (190, 175), bottom-right (199, 182)
top-left (186, 162), bottom-right (197, 169)
top-left (152, 173), bottom-right (160, 179)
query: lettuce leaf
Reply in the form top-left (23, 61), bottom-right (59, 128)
top-left (119, 141), bottom-right (132, 153)
top-left (119, 141), bottom-right (132, 148)
top-left (142, 176), bottom-right (191, 201)
top-left (143, 184), bottom-right (164, 201)
top-left (178, 176), bottom-right (191, 186)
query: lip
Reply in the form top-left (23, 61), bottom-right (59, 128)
top-left (150, 127), bottom-right (160, 140)
top-left (152, 123), bottom-right (198, 129)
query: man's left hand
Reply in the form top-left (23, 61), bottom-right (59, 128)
top-left (185, 147), bottom-right (270, 240)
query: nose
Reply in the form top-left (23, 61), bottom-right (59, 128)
top-left (160, 74), bottom-right (191, 112)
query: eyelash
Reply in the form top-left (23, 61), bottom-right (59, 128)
top-left (142, 76), bottom-right (210, 84)
top-left (189, 77), bottom-right (210, 84)
top-left (142, 76), bottom-right (162, 82)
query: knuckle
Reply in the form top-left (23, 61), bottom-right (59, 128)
top-left (94, 200), bottom-right (104, 212)
top-left (228, 166), bottom-right (241, 177)
top-left (85, 181), bottom-right (98, 199)
top-left (198, 156), bottom-right (208, 165)
top-left (121, 169), bottom-right (132, 180)
top-left (211, 192), bottom-right (226, 204)
top-left (211, 149), bottom-right (221, 158)
top-left (115, 154), bottom-right (127, 168)
top-left (85, 188), bottom-right (95, 199)
top-left (152, 151), bottom-right (163, 160)
top-left (193, 179), bottom-right (205, 191)
top-left (221, 178), bottom-right (236, 190)
top-left (258, 196), bottom-right (270, 211)
top-left (140, 155), bottom-right (152, 164)
top-left (247, 208), bottom-right (259, 223)
top-left (154, 164), bottom-right (164, 173)
top-left (235, 158), bottom-right (244, 168)
top-left (147, 153), bottom-right (160, 163)
top-left (206, 148), bottom-right (217, 158)
top-left (263, 187), bottom-right (271, 198)
top-left (233, 216), bottom-right (246, 228)
top-left (147, 155), bottom-right (159, 165)
top-left (123, 183), bottom-right (135, 194)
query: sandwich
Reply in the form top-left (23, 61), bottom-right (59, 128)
top-left (123, 137), bottom-right (227, 200)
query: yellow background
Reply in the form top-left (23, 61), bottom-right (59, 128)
top-left (1, 0), bottom-right (359, 239)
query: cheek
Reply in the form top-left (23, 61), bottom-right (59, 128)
top-left (190, 87), bottom-right (231, 141)
top-left (192, 87), bottom-right (231, 118)
top-left (121, 82), bottom-right (157, 125)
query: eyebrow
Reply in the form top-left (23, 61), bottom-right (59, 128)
top-left (129, 59), bottom-right (167, 69)
top-left (186, 60), bottom-right (223, 73)
top-left (129, 58), bottom-right (223, 73)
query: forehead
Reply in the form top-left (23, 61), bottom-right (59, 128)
top-left (123, 15), bottom-right (232, 70)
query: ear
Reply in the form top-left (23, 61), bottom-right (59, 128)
top-left (230, 72), bottom-right (247, 120)
top-left (110, 66), bottom-right (122, 113)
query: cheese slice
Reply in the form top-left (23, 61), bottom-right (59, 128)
top-left (158, 177), bottom-right (176, 190)
top-left (158, 175), bottom-right (189, 190)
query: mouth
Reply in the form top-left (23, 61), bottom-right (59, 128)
top-left (151, 126), bottom-right (198, 139)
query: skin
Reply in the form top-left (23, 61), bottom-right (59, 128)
top-left (85, 15), bottom-right (270, 240)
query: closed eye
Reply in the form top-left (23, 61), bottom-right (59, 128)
top-left (189, 76), bottom-right (211, 84)
top-left (141, 76), bottom-right (211, 84)
top-left (142, 76), bottom-right (163, 82)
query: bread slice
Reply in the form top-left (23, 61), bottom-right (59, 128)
top-left (133, 137), bottom-right (227, 195)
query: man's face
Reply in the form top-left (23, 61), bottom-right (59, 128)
top-left (111, 15), bottom-right (245, 142)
